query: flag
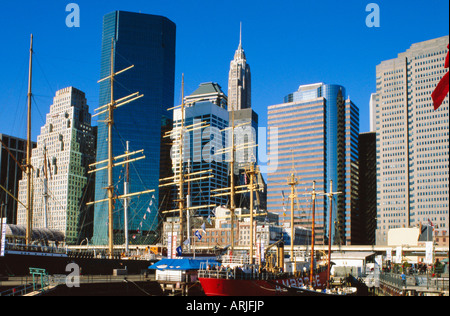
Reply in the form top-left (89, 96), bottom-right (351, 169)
top-left (432, 44), bottom-right (449, 110)
top-left (201, 223), bottom-right (206, 234)
top-left (207, 215), bottom-right (212, 225)
top-left (195, 230), bottom-right (202, 241)
top-left (183, 238), bottom-right (191, 246)
top-left (176, 246), bottom-right (182, 256)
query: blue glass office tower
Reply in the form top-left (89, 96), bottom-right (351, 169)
top-left (92, 11), bottom-right (176, 245)
top-left (269, 83), bottom-right (359, 245)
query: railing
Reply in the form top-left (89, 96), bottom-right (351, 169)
top-left (379, 272), bottom-right (449, 291)
top-left (198, 268), bottom-right (296, 281)
top-left (220, 255), bottom-right (251, 265)
top-left (0, 284), bottom-right (36, 297)
top-left (5, 242), bottom-right (67, 255)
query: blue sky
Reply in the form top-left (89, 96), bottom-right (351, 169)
top-left (0, 0), bottom-right (448, 141)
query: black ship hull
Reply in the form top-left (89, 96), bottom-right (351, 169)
top-left (0, 251), bottom-right (156, 276)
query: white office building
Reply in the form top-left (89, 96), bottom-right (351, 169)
top-left (374, 36), bottom-right (449, 245)
top-left (17, 87), bottom-right (96, 244)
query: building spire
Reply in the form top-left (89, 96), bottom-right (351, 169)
top-left (239, 22), bottom-right (242, 48)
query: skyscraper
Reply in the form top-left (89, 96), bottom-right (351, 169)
top-left (93, 11), bottom-right (176, 245)
top-left (17, 87), bottom-right (96, 244)
top-left (228, 24), bottom-right (251, 112)
top-left (172, 83), bottom-right (229, 216)
top-left (268, 83), bottom-right (360, 245)
top-left (227, 24), bottom-right (260, 210)
top-left (374, 36), bottom-right (449, 245)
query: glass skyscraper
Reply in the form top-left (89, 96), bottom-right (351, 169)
top-left (93, 11), bottom-right (176, 245)
top-left (268, 83), bottom-right (360, 245)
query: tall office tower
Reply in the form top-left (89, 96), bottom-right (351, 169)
top-left (358, 132), bottom-right (377, 245)
top-left (173, 83), bottom-right (229, 217)
top-left (17, 87), bottom-right (96, 244)
top-left (0, 134), bottom-right (36, 224)
top-left (268, 83), bottom-right (360, 245)
top-left (228, 24), bottom-right (251, 111)
top-left (93, 11), bottom-right (176, 245)
top-left (374, 36), bottom-right (449, 245)
top-left (227, 24), bottom-right (260, 209)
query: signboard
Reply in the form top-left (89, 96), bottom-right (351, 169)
top-left (386, 248), bottom-right (392, 262)
top-left (167, 232), bottom-right (177, 259)
top-left (425, 241), bottom-right (434, 264)
top-left (395, 246), bottom-right (402, 264)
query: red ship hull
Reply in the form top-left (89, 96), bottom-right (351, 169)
top-left (199, 270), bottom-right (328, 296)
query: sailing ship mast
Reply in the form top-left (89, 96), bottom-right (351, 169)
top-left (26, 34), bottom-right (34, 245)
top-left (88, 38), bottom-right (154, 259)
top-left (245, 163), bottom-right (260, 264)
top-left (211, 112), bottom-right (260, 258)
top-left (320, 180), bottom-right (342, 289)
top-left (309, 181), bottom-right (317, 287)
top-left (160, 74), bottom-right (214, 253)
top-left (287, 171), bottom-right (299, 273)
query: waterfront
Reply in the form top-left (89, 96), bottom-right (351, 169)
top-left (1, 268), bottom-right (448, 297)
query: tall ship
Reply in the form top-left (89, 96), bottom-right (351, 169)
top-left (0, 35), bottom-right (159, 277)
top-left (197, 178), bottom-right (356, 296)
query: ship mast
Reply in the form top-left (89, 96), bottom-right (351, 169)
top-left (319, 180), bottom-right (342, 289)
top-left (88, 37), bottom-right (153, 259)
top-left (309, 181), bottom-right (317, 287)
top-left (26, 34), bottom-right (34, 245)
top-left (123, 141), bottom-right (130, 254)
top-left (287, 172), bottom-right (299, 273)
top-left (160, 74), bottom-right (214, 254)
top-left (245, 163), bottom-right (259, 264)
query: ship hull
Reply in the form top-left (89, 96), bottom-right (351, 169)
top-left (199, 271), bottom-right (329, 296)
top-left (0, 252), bottom-right (156, 276)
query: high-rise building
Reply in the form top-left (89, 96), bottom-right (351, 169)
top-left (17, 87), bottom-right (96, 244)
top-left (92, 11), bottom-right (176, 245)
top-left (374, 36), bottom-right (449, 245)
top-left (228, 24), bottom-right (251, 112)
top-left (172, 83), bottom-right (229, 217)
top-left (227, 24), bottom-right (262, 210)
top-left (268, 83), bottom-right (360, 245)
top-left (0, 134), bottom-right (36, 224)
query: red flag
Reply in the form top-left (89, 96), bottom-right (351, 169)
top-left (432, 44), bottom-right (449, 110)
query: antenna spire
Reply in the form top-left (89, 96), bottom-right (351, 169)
top-left (239, 22), bottom-right (242, 48)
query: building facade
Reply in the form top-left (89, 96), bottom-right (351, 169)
top-left (228, 25), bottom-right (251, 112)
top-left (17, 87), bottom-right (96, 244)
top-left (374, 36), bottom-right (449, 245)
top-left (0, 134), bottom-right (36, 224)
top-left (93, 11), bottom-right (176, 245)
top-left (268, 83), bottom-right (360, 245)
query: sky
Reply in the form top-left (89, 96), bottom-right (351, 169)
top-left (0, 0), bottom-right (448, 142)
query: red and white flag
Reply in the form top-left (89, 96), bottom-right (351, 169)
top-left (431, 44), bottom-right (449, 110)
